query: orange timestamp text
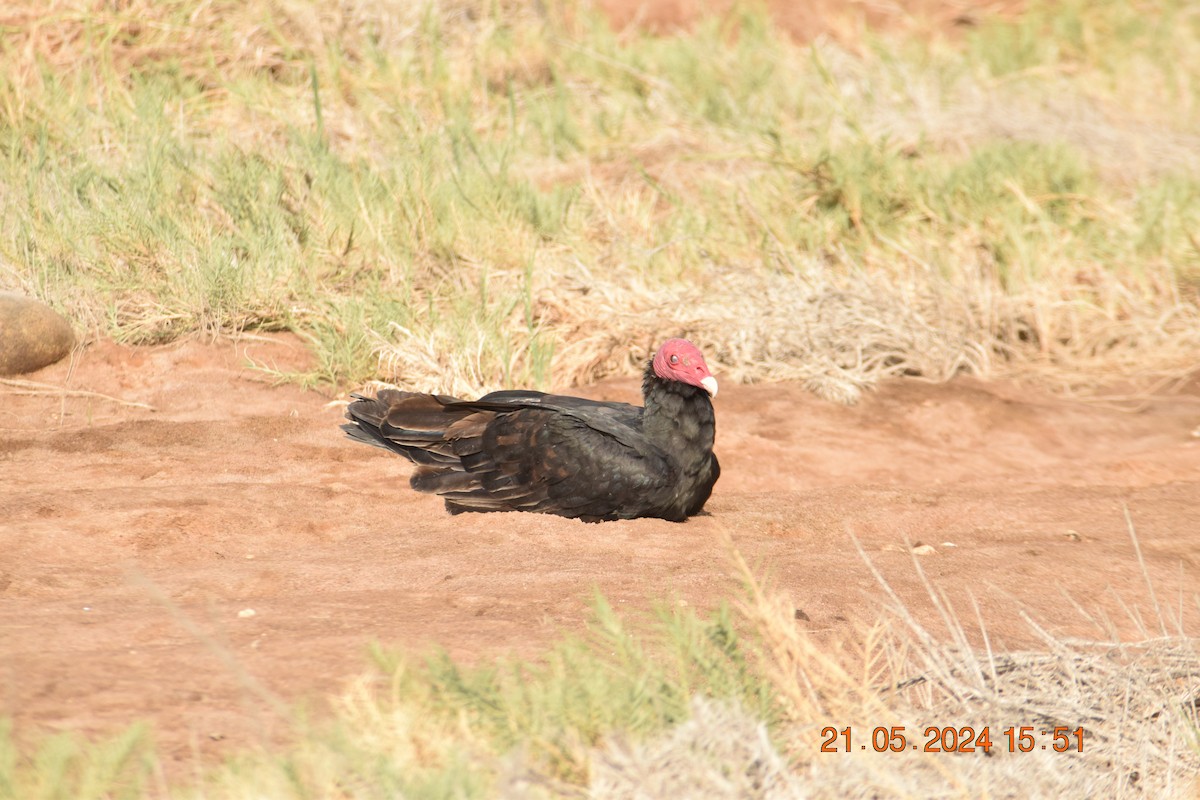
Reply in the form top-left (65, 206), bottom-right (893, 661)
top-left (820, 725), bottom-right (1085, 754)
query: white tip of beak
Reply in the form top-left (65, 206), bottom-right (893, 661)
top-left (700, 376), bottom-right (718, 398)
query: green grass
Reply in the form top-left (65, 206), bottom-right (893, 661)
top-left (1, 0), bottom-right (1198, 393)
top-left (0, 719), bottom-right (152, 800)
top-left (357, 597), bottom-right (776, 788)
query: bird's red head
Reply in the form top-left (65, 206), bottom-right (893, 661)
top-left (651, 338), bottom-right (718, 397)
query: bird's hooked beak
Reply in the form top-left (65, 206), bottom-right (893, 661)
top-left (700, 375), bottom-right (718, 398)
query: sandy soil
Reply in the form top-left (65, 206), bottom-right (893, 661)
top-left (2, 334), bottom-right (1198, 768)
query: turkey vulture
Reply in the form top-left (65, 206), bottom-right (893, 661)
top-left (341, 338), bottom-right (719, 522)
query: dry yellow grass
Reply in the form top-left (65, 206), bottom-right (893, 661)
top-left (615, 529), bottom-right (1200, 798)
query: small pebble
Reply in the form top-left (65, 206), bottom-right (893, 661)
top-left (912, 544), bottom-right (937, 556)
top-left (237, 608), bottom-right (256, 618)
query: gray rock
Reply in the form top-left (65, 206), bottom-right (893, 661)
top-left (0, 292), bottom-right (74, 375)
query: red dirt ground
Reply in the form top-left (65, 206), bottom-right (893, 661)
top-left (2, 334), bottom-right (1198, 768)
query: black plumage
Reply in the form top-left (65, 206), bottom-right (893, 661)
top-left (341, 339), bottom-right (720, 522)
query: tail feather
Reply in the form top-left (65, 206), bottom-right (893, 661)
top-left (339, 421), bottom-right (398, 452)
top-left (343, 389), bottom-right (492, 471)
top-left (344, 388), bottom-right (557, 514)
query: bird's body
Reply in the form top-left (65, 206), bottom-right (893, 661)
top-left (341, 339), bottom-right (720, 522)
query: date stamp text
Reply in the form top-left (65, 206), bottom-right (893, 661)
top-left (819, 725), bottom-right (1085, 754)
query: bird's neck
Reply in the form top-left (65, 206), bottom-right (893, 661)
top-left (641, 366), bottom-right (716, 462)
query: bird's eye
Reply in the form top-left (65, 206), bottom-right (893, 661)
top-left (669, 354), bottom-right (679, 364)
